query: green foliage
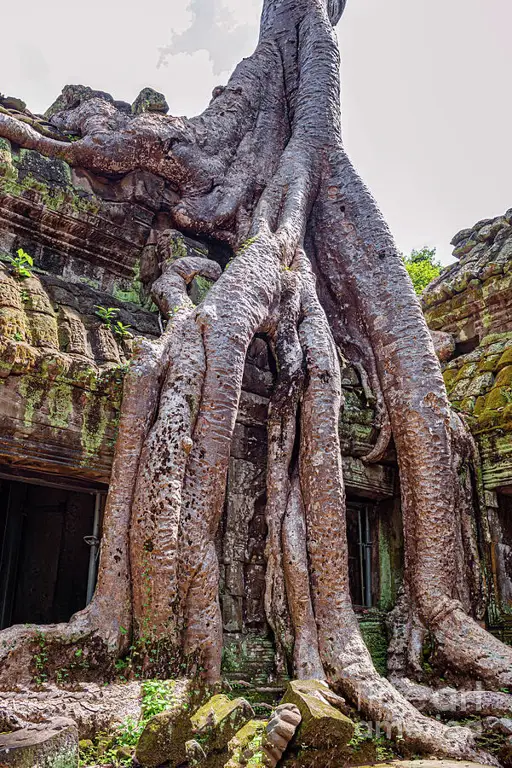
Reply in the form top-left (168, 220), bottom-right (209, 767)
top-left (8, 248), bottom-right (33, 279)
top-left (78, 679), bottom-right (178, 767)
top-left (95, 308), bottom-right (132, 338)
top-left (33, 630), bottom-right (48, 685)
top-left (402, 246), bottom-right (441, 295)
top-left (113, 320), bottom-right (133, 339)
top-left (348, 722), bottom-right (397, 762)
top-left (95, 305), bottom-right (119, 328)
top-left (140, 679), bottom-right (178, 720)
top-left (221, 643), bottom-right (240, 673)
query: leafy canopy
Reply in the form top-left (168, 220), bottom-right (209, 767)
top-left (402, 247), bottom-right (441, 295)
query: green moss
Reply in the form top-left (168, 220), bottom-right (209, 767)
top-left (495, 365), bottom-right (512, 388)
top-left (359, 616), bottom-right (388, 676)
top-left (460, 396), bottom-right (476, 414)
top-left (481, 331), bottom-right (512, 347)
top-left (169, 233), bottom-right (188, 261)
top-left (497, 346), bottom-right (512, 370)
top-left (455, 362), bottom-right (479, 382)
top-left (47, 382), bottom-right (74, 429)
top-left (0, 151), bottom-right (100, 215)
top-left (113, 283), bottom-right (142, 305)
top-left (192, 276), bottom-right (213, 305)
top-left (485, 386), bottom-right (510, 411)
top-left (478, 354), bottom-right (502, 373)
top-left (190, 695), bottom-right (253, 753)
top-left (18, 376), bottom-right (46, 427)
top-left (80, 396), bottom-right (112, 460)
top-left (473, 395), bottom-right (487, 416)
top-left (73, 278), bottom-right (98, 293)
top-left (282, 680), bottom-right (355, 749)
top-left (443, 368), bottom-right (458, 390)
top-left (113, 262), bottom-right (144, 306)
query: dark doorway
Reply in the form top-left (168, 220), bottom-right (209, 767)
top-left (347, 501), bottom-right (379, 609)
top-left (496, 492), bottom-right (512, 596)
top-left (0, 477), bottom-right (101, 629)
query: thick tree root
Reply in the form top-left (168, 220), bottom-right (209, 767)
top-left (391, 677), bottom-right (512, 719)
top-left (0, 336), bottom-right (168, 685)
top-left (1, 1), bottom-right (510, 762)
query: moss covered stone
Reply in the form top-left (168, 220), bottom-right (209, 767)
top-left (191, 694), bottom-right (254, 752)
top-left (226, 720), bottom-right (267, 768)
top-left (0, 718), bottom-right (78, 768)
top-left (132, 87), bottom-right (169, 115)
top-left (495, 365), bottom-right (512, 388)
top-left (135, 705), bottom-right (192, 768)
top-left (497, 347), bottom-right (512, 371)
top-left (281, 680), bottom-right (355, 749)
top-left (359, 616), bottom-right (389, 675)
top-left (485, 387), bottom-right (510, 411)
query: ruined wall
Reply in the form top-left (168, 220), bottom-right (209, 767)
top-left (0, 88), bottom-right (401, 676)
top-left (423, 209), bottom-right (512, 631)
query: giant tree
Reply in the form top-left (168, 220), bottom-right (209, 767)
top-left (0, 0), bottom-right (511, 760)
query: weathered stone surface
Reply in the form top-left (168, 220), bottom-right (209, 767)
top-left (225, 720), bottom-right (267, 767)
top-left (136, 693), bottom-right (254, 768)
top-left (482, 716), bottom-right (512, 735)
top-left (0, 261), bottom-right (159, 481)
top-left (132, 87), bottom-right (169, 115)
top-left (191, 694), bottom-right (255, 752)
top-left (0, 717), bottom-right (78, 767)
top-left (0, 682), bottom-right (148, 740)
top-left (281, 680), bottom-right (355, 749)
top-left (135, 702), bottom-right (192, 768)
top-left (45, 84), bottom-right (114, 119)
top-left (0, 96), bottom-right (27, 112)
top-left (423, 211), bottom-right (512, 644)
top-left (185, 738), bottom-right (207, 766)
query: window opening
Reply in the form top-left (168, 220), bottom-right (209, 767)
top-left (0, 474), bottom-right (104, 629)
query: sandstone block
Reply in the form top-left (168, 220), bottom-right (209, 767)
top-left (281, 679), bottom-right (355, 749)
top-left (191, 694), bottom-right (254, 752)
top-left (0, 717), bottom-right (78, 767)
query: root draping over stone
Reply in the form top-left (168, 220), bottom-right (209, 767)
top-left (0, 0), bottom-right (511, 762)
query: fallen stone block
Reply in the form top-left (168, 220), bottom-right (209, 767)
top-left (191, 694), bottom-right (254, 752)
top-left (281, 679), bottom-right (355, 749)
top-left (135, 704), bottom-right (192, 768)
top-left (0, 717), bottom-right (78, 767)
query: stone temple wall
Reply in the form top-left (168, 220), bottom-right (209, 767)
top-left (423, 209), bottom-right (512, 635)
top-left (0, 90), bottom-right (400, 680)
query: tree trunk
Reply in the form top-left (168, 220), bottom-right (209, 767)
top-left (0, 0), bottom-right (510, 760)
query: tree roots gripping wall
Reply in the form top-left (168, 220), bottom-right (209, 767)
top-left (0, 0), bottom-right (511, 762)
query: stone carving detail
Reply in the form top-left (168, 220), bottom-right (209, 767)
top-left (261, 703), bottom-right (302, 767)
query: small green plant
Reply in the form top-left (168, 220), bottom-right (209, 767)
top-left (8, 248), bottom-right (33, 279)
top-left (13, 331), bottom-right (24, 341)
top-left (95, 305), bottom-right (119, 328)
top-left (375, 735), bottom-right (395, 761)
top-left (113, 320), bottom-right (133, 339)
top-left (33, 631), bottom-right (49, 684)
top-left (78, 679), bottom-right (178, 767)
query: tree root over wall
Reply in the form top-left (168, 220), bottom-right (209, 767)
top-left (0, 0), bottom-right (511, 762)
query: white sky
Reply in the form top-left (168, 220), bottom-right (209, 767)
top-left (2, 0), bottom-right (511, 264)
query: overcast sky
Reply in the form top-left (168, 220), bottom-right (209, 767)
top-left (2, 0), bottom-right (511, 264)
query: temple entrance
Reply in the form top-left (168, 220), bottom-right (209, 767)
top-left (347, 501), bottom-right (379, 609)
top-left (0, 473), bottom-right (104, 630)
